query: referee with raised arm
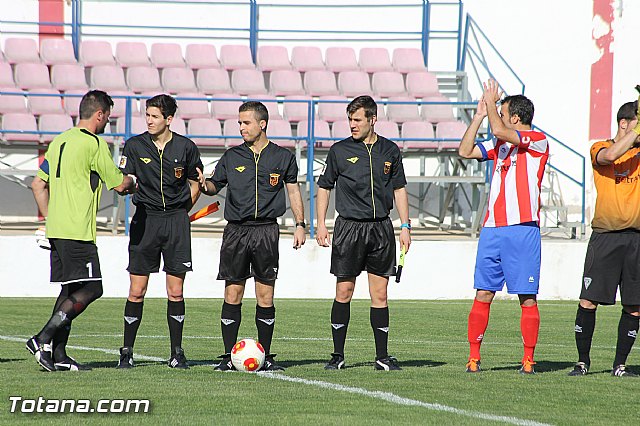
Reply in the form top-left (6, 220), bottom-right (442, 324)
top-left (316, 95), bottom-right (411, 371)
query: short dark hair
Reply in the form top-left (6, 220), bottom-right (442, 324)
top-left (146, 94), bottom-right (177, 118)
top-left (617, 101), bottom-right (638, 124)
top-left (239, 101), bottom-right (269, 124)
top-left (500, 94), bottom-right (534, 126)
top-left (347, 95), bottom-right (377, 119)
top-left (79, 90), bottom-right (114, 120)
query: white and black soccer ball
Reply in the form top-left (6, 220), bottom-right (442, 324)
top-left (231, 338), bottom-right (265, 372)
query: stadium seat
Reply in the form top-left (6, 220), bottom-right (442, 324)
top-left (337, 71), bottom-right (372, 97)
top-left (291, 46), bottom-right (325, 72)
top-left (187, 117), bottom-right (224, 147)
top-left (115, 42), bottom-right (150, 68)
top-left (392, 48), bottom-right (427, 73)
top-left (62, 89), bottom-right (86, 117)
top-left (4, 38), bottom-right (40, 64)
top-left (39, 113), bottom-right (74, 143)
top-left (28, 89), bottom-right (64, 115)
top-left (421, 95), bottom-right (455, 123)
top-left (170, 116), bottom-right (187, 135)
top-left (40, 39), bottom-right (76, 65)
top-left (175, 92), bottom-right (210, 119)
top-left (185, 44), bottom-right (220, 69)
top-left (257, 46), bottom-right (292, 71)
top-left (222, 118), bottom-right (243, 146)
top-left (374, 120), bottom-right (400, 141)
top-left (325, 47), bottom-right (359, 72)
top-left (196, 68), bottom-right (232, 94)
top-left (79, 40), bottom-right (116, 67)
top-left (406, 71), bottom-right (440, 98)
top-left (211, 93), bottom-right (243, 120)
top-left (318, 95), bottom-right (348, 123)
top-left (90, 65), bottom-right (128, 91)
top-left (269, 70), bottom-right (305, 96)
top-left (14, 63), bottom-right (52, 90)
top-left (126, 66), bottom-right (162, 93)
top-left (219, 45), bottom-right (254, 70)
top-left (246, 94), bottom-right (282, 119)
top-left (372, 71), bottom-right (406, 98)
top-left (267, 119), bottom-right (294, 147)
top-left (0, 87), bottom-right (27, 114)
top-left (116, 115), bottom-right (147, 138)
top-left (297, 119), bottom-right (331, 148)
top-left (51, 64), bottom-right (88, 92)
top-left (401, 120), bottom-right (435, 149)
top-left (358, 48), bottom-right (393, 73)
top-left (150, 43), bottom-right (185, 69)
top-left (387, 96), bottom-right (420, 123)
top-left (106, 91), bottom-right (138, 118)
top-left (331, 119), bottom-right (350, 140)
top-left (373, 97), bottom-right (388, 121)
top-left (303, 70), bottom-right (338, 96)
top-left (283, 95), bottom-right (312, 123)
top-left (0, 62), bottom-right (15, 87)
top-left (1, 112), bottom-right (40, 143)
top-left (231, 69), bottom-right (267, 95)
top-left (436, 120), bottom-right (467, 149)
top-left (162, 67), bottom-right (197, 93)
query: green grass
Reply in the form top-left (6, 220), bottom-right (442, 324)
top-left (0, 298), bottom-right (638, 425)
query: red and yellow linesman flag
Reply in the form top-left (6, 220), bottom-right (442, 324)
top-left (189, 201), bottom-right (220, 222)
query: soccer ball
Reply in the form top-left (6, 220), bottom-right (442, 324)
top-left (231, 338), bottom-right (265, 372)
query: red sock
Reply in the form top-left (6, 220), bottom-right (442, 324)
top-left (521, 304), bottom-right (540, 362)
top-left (467, 299), bottom-right (491, 360)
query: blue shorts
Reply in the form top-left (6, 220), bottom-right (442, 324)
top-left (473, 223), bottom-right (541, 294)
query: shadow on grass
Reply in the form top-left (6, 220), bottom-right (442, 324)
top-left (0, 358), bottom-right (23, 363)
top-left (347, 359), bottom-right (445, 369)
top-left (489, 360), bottom-right (575, 373)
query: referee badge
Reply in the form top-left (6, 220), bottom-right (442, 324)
top-left (384, 161), bottom-right (391, 174)
top-left (174, 167), bottom-right (184, 179)
top-left (118, 156), bottom-right (127, 168)
top-left (269, 173), bottom-right (280, 186)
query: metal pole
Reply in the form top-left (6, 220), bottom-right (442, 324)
top-left (456, 0), bottom-right (463, 71)
top-left (421, 0), bottom-right (430, 68)
top-left (249, 0), bottom-right (258, 63)
top-left (307, 99), bottom-right (315, 239)
top-left (124, 97), bottom-right (133, 236)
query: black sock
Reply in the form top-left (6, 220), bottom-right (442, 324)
top-left (613, 309), bottom-right (640, 368)
top-left (370, 306), bottom-right (389, 359)
top-left (331, 300), bottom-right (350, 355)
top-left (167, 300), bottom-right (186, 354)
top-left (52, 323), bottom-right (71, 362)
top-left (123, 300), bottom-right (144, 348)
top-left (574, 305), bottom-right (596, 366)
top-left (221, 302), bottom-right (242, 354)
top-left (256, 305), bottom-right (276, 355)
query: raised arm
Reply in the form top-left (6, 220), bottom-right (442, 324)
top-left (459, 96), bottom-right (488, 160)
top-left (484, 79), bottom-right (521, 145)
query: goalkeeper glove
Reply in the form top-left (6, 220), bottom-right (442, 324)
top-left (35, 226), bottom-right (51, 250)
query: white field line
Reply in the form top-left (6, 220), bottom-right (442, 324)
top-left (3, 334), bottom-right (551, 426)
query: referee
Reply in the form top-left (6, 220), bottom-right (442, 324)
top-left (316, 95), bottom-right (411, 371)
top-left (117, 94), bottom-right (203, 370)
top-left (199, 101), bottom-right (306, 371)
top-left (28, 90), bottom-right (135, 371)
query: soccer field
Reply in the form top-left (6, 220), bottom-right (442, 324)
top-left (1, 298), bottom-right (636, 425)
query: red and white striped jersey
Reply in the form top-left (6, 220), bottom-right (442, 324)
top-left (477, 130), bottom-right (549, 227)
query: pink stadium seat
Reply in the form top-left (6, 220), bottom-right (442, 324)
top-left (303, 70), bottom-right (338, 96)
top-left (79, 41), bottom-right (116, 66)
top-left (374, 120), bottom-right (400, 141)
top-left (51, 64), bottom-right (88, 92)
top-left (401, 120), bottom-right (435, 149)
top-left (170, 116), bottom-right (187, 135)
top-left (297, 119), bottom-right (331, 148)
top-left (0, 87), bottom-right (27, 114)
top-left (372, 71), bottom-right (406, 98)
top-left (115, 42), bottom-right (150, 68)
top-left (28, 89), bottom-right (64, 115)
top-left (257, 46), bottom-right (292, 71)
top-left (150, 43), bottom-right (185, 69)
top-left (387, 96), bottom-right (420, 123)
top-left (269, 70), bottom-right (305, 96)
top-left (90, 65), bottom-right (128, 91)
top-left (318, 95), bottom-right (347, 123)
top-left (283, 95), bottom-right (312, 123)
top-left (373, 97), bottom-right (388, 121)
top-left (110, 91), bottom-right (139, 118)
top-left (187, 117), bottom-right (224, 147)
top-left (325, 47), bottom-right (358, 72)
top-left (219, 45), bottom-right (255, 70)
top-left (14, 63), bottom-right (52, 90)
top-left (1, 112), bottom-right (39, 143)
top-left (162, 67), bottom-right (197, 93)
top-left (291, 46), bottom-right (325, 72)
top-left (185, 44), bottom-right (220, 69)
top-left (211, 93), bottom-right (243, 120)
top-left (246, 94), bottom-right (282, 119)
top-left (4, 38), bottom-right (40, 64)
top-left (175, 92), bottom-right (210, 119)
top-left (0, 62), bottom-right (15, 87)
top-left (126, 66), bottom-right (162, 93)
top-left (62, 89), bottom-right (86, 117)
top-left (116, 115), bottom-right (147, 137)
top-left (406, 71), bottom-right (440, 98)
top-left (266, 119), bottom-right (294, 147)
top-left (331, 120), bottom-right (351, 140)
top-left (359, 48), bottom-right (393, 73)
top-left (421, 95), bottom-right (455, 123)
top-left (39, 113), bottom-right (74, 143)
top-left (223, 118), bottom-right (243, 146)
top-left (231, 69), bottom-right (267, 95)
top-left (40, 39), bottom-right (76, 65)
top-left (197, 68), bottom-right (232, 95)
top-left (436, 120), bottom-right (467, 149)
top-left (337, 71), bottom-right (372, 97)
top-left (392, 48), bottom-right (427, 73)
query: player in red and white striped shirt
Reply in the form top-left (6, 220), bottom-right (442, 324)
top-left (458, 79), bottom-right (548, 374)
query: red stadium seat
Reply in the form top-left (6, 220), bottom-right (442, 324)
top-left (197, 68), bottom-right (232, 95)
top-left (90, 65), bottom-right (128, 91)
top-left (187, 117), bottom-right (224, 147)
top-left (211, 93), bottom-right (243, 120)
top-left (387, 96), bottom-right (420, 123)
top-left (219, 45), bottom-right (254, 71)
top-left (317, 95), bottom-right (348, 123)
top-left (337, 71), bottom-right (372, 97)
top-left (39, 113), bottom-right (74, 143)
top-left (372, 71), bottom-right (406, 98)
top-left (0, 87), bottom-right (28, 114)
top-left (283, 95), bottom-right (312, 123)
top-left (303, 70), bottom-right (338, 97)
top-left (392, 48), bottom-right (427, 73)
top-left (175, 92), bottom-right (210, 119)
top-left (150, 43), bottom-right (185, 69)
top-left (257, 46), bottom-right (292, 71)
top-left (0, 62), bottom-right (15, 88)
top-left (116, 42), bottom-right (150, 68)
top-left (14, 63), bottom-right (52, 90)
top-left (406, 71), bottom-right (440, 98)
top-left (28, 89), bottom-right (64, 115)
top-left (162, 67), bottom-right (197, 93)
top-left (325, 47), bottom-right (359, 72)
top-left (51, 64), bottom-right (88, 92)
top-left (401, 120), bottom-right (435, 149)
top-left (359, 48), bottom-right (393, 73)
top-left (421, 95), bottom-right (455, 123)
top-left (40, 39), bottom-right (76, 65)
top-left (291, 46), bottom-right (325, 72)
top-left (231, 69), bottom-right (267, 95)
top-left (126, 66), bottom-right (162, 93)
top-left (269, 70), bottom-right (305, 96)
top-left (1, 112), bottom-right (39, 143)
top-left (79, 41), bottom-right (116, 67)
top-left (4, 38), bottom-right (40, 64)
top-left (185, 44), bottom-right (220, 70)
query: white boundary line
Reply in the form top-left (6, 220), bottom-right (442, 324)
top-left (3, 334), bottom-right (552, 426)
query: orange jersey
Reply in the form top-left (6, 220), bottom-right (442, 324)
top-left (591, 140), bottom-right (640, 231)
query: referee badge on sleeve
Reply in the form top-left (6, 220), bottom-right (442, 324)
top-left (175, 167), bottom-right (184, 179)
top-left (384, 161), bottom-right (391, 174)
top-left (269, 173), bottom-right (280, 186)
top-left (119, 156), bottom-right (127, 168)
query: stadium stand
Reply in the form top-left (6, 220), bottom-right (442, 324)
top-left (331, 120), bottom-right (350, 140)
top-left (435, 120), bottom-right (467, 149)
top-left (372, 71), bottom-right (406, 98)
top-left (266, 119), bottom-right (294, 147)
top-left (387, 96), bottom-right (421, 123)
top-left (374, 120), bottom-right (400, 141)
top-left (337, 71), bottom-right (372, 96)
top-left (115, 41), bottom-right (151, 68)
top-left (317, 96), bottom-right (348, 123)
top-left (40, 39), bottom-right (76, 65)
top-left (14, 63), bottom-right (52, 90)
top-left (325, 47), bottom-right (359, 72)
top-left (185, 43), bottom-right (220, 69)
top-left (187, 117), bottom-right (224, 146)
top-left (62, 89), bottom-right (86, 118)
top-left (116, 115), bottom-right (147, 137)
top-left (51, 64), bottom-right (89, 92)
top-left (406, 71), bottom-right (441, 98)
top-left (0, 62), bottom-right (15, 87)
top-left (175, 92), bottom-right (211, 119)
top-left (110, 91), bottom-right (139, 118)
top-left (196, 68), bottom-right (232, 95)
top-left (247, 94), bottom-right (282, 119)
top-left (126, 66), bottom-right (162, 93)
top-left (219, 45), bottom-right (255, 70)
top-left (3, 38), bottom-right (40, 64)
top-left (0, 88), bottom-right (28, 114)
top-left (392, 47), bottom-right (428, 73)
top-left (283, 95), bottom-right (311, 122)
top-left (257, 46), bottom-right (292, 71)
top-left (231, 69), bottom-right (268, 95)
top-left (421, 95), bottom-right (456, 123)
top-left (297, 119), bottom-right (331, 147)
top-left (150, 43), bottom-right (186, 69)
top-left (303, 70), bottom-right (339, 96)
top-left (28, 89), bottom-right (64, 116)
top-left (401, 120), bottom-right (435, 149)
top-left (79, 40), bottom-right (116, 67)
top-left (161, 67), bottom-right (197, 93)
top-left (291, 46), bottom-right (325, 72)
top-left (39, 113), bottom-right (74, 143)
top-left (1, 112), bottom-right (39, 144)
top-left (269, 70), bottom-right (305, 96)
top-left (90, 65), bottom-right (128, 91)
top-left (358, 47), bottom-right (393, 73)
top-left (211, 93), bottom-right (243, 120)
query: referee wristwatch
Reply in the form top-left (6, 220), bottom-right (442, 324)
top-left (295, 221), bottom-right (306, 229)
top-left (400, 222), bottom-right (411, 230)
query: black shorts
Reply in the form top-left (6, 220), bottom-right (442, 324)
top-left (581, 231), bottom-right (640, 305)
top-left (218, 221), bottom-right (279, 283)
top-left (128, 208), bottom-right (192, 275)
top-left (330, 216), bottom-right (396, 278)
top-left (50, 239), bottom-right (102, 285)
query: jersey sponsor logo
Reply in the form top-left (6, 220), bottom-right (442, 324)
top-left (119, 156), bottom-right (127, 168)
top-left (235, 166), bottom-right (246, 172)
top-left (170, 315), bottom-right (185, 323)
top-left (269, 173), bottom-right (280, 186)
top-left (583, 277), bottom-right (592, 290)
top-left (124, 316), bottom-right (139, 325)
top-left (258, 318), bottom-right (275, 326)
top-left (221, 318), bottom-right (236, 326)
top-left (175, 167), bottom-right (184, 179)
top-left (140, 157), bottom-right (152, 164)
top-left (347, 156), bottom-right (359, 164)
top-left (384, 161), bottom-right (391, 174)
